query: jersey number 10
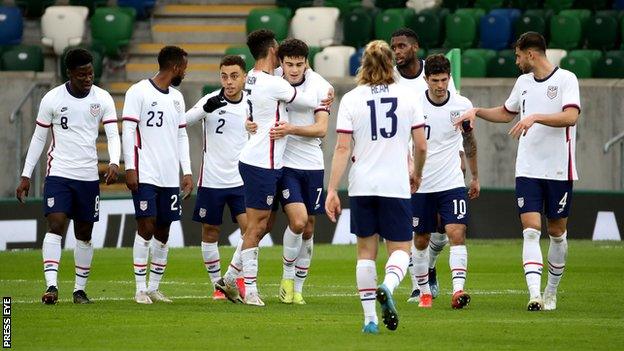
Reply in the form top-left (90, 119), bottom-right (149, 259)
top-left (366, 98), bottom-right (398, 141)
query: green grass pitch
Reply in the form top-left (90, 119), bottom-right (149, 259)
top-left (1, 240), bottom-right (623, 350)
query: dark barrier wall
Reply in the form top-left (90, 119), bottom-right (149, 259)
top-left (0, 189), bottom-right (622, 250)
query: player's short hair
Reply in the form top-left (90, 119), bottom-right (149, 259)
top-left (220, 55), bottom-right (246, 72)
top-left (277, 38), bottom-right (309, 61)
top-left (424, 54), bottom-right (451, 77)
top-left (65, 48), bottom-right (93, 70)
top-left (391, 28), bottom-right (419, 44)
top-left (158, 46), bottom-right (188, 70)
top-left (514, 31), bottom-right (547, 53)
top-left (356, 40), bottom-right (395, 86)
top-left (247, 29), bottom-right (276, 60)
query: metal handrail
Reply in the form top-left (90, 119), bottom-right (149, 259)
top-left (604, 130), bottom-right (624, 153)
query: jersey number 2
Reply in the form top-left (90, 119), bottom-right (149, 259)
top-left (215, 119), bottom-right (225, 134)
top-left (366, 98), bottom-right (398, 141)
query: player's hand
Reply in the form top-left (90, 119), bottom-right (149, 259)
top-left (455, 108), bottom-right (477, 131)
top-left (181, 174), bottom-right (193, 200)
top-left (468, 178), bottom-right (480, 200)
top-left (270, 121), bottom-right (293, 140)
top-left (509, 115), bottom-right (536, 139)
top-left (245, 119), bottom-right (258, 134)
top-left (125, 169), bottom-right (139, 192)
top-left (203, 89), bottom-right (228, 113)
top-left (15, 176), bottom-right (30, 204)
top-left (105, 163), bottom-right (119, 185)
top-left (410, 174), bottom-right (422, 194)
top-left (325, 190), bottom-right (341, 223)
top-left (320, 87), bottom-right (335, 108)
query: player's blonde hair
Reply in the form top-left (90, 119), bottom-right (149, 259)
top-left (356, 40), bottom-right (395, 86)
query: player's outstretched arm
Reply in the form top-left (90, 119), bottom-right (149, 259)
top-left (411, 126), bottom-right (427, 193)
top-left (325, 132), bottom-right (351, 223)
top-left (16, 124), bottom-right (49, 203)
top-left (456, 106), bottom-right (517, 130)
top-left (509, 107), bottom-right (580, 139)
top-left (270, 110), bottom-right (329, 140)
top-left (103, 121), bottom-right (120, 185)
top-left (462, 130), bottom-right (480, 199)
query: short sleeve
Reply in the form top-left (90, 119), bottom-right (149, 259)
top-left (101, 92), bottom-right (118, 124)
top-left (121, 85), bottom-right (141, 123)
top-left (272, 77), bottom-right (297, 103)
top-left (504, 79), bottom-right (521, 114)
top-left (336, 95), bottom-right (353, 133)
top-left (35, 92), bottom-right (54, 128)
top-left (314, 77), bottom-right (332, 114)
top-left (561, 73), bottom-right (581, 113)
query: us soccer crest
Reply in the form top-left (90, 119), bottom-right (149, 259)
top-left (413, 217), bottom-right (419, 227)
top-left (199, 208), bottom-right (206, 218)
top-left (266, 195), bottom-right (274, 206)
top-left (282, 189), bottom-right (290, 199)
top-left (174, 100), bottom-right (182, 113)
top-left (517, 197), bottom-right (524, 208)
top-left (450, 110), bottom-right (462, 124)
top-left (47, 197), bottom-right (55, 208)
top-left (140, 201), bottom-right (148, 211)
top-left (547, 86), bottom-right (558, 100)
top-left (90, 103), bottom-right (101, 117)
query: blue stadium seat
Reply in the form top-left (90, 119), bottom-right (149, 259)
top-left (117, 0), bottom-right (155, 19)
top-left (0, 6), bottom-right (23, 45)
top-left (349, 47), bottom-right (364, 76)
top-left (489, 8), bottom-right (521, 23)
top-left (480, 13), bottom-right (512, 50)
top-left (616, 0), bottom-right (624, 10)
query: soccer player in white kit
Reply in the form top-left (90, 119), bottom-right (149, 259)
top-left (411, 54), bottom-right (479, 309)
top-left (457, 32), bottom-right (581, 311)
top-left (15, 48), bottom-right (120, 304)
top-left (326, 40), bottom-right (427, 334)
top-left (185, 55), bottom-right (249, 301)
top-left (217, 30), bottom-right (322, 306)
top-left (122, 46), bottom-right (194, 304)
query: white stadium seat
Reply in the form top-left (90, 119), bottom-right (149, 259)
top-left (546, 49), bottom-right (567, 67)
top-left (314, 46), bottom-right (356, 78)
top-left (41, 6), bottom-right (89, 56)
top-left (290, 7), bottom-right (340, 48)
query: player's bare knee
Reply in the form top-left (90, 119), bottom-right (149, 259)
top-left (289, 217), bottom-right (307, 234)
top-left (202, 225), bottom-right (220, 243)
top-left (414, 233), bottom-right (429, 250)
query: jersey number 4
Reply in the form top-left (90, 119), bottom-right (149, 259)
top-left (366, 98), bottom-right (397, 141)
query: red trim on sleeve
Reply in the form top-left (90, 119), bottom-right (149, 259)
top-left (46, 126), bottom-right (55, 176)
top-left (336, 129), bottom-right (353, 134)
top-left (178, 124), bottom-right (187, 128)
top-left (566, 126), bottom-right (573, 181)
top-left (314, 107), bottom-right (330, 114)
top-left (36, 121), bottom-right (51, 128)
top-left (411, 123), bottom-right (425, 130)
top-left (562, 104), bottom-right (581, 114)
top-left (287, 87), bottom-right (297, 103)
top-left (102, 119), bottom-right (118, 125)
top-left (122, 117), bottom-right (140, 123)
top-left (503, 105), bottom-right (519, 114)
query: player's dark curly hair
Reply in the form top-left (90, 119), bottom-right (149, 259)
top-left (220, 55), bottom-right (246, 72)
top-left (515, 31), bottom-right (547, 53)
top-left (65, 48), bottom-right (93, 70)
top-left (277, 38), bottom-right (309, 61)
top-left (158, 46), bottom-right (188, 70)
top-left (391, 28), bottom-right (420, 44)
top-left (424, 54), bottom-right (451, 77)
top-left (247, 29), bottom-right (277, 60)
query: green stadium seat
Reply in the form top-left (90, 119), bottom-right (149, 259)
top-left (60, 45), bottom-right (103, 83)
top-left (373, 0), bottom-right (406, 9)
top-left (455, 8), bottom-right (486, 24)
top-left (560, 55), bottom-right (592, 78)
top-left (225, 46), bottom-right (255, 71)
top-left (15, 0), bottom-right (55, 17)
top-left (487, 50), bottom-right (519, 77)
top-left (246, 9), bottom-right (289, 41)
top-left (308, 46), bottom-right (321, 68)
top-left (408, 11), bottom-right (442, 49)
top-left (508, 0), bottom-right (542, 10)
top-left (324, 0), bottom-right (361, 17)
top-left (273, 7), bottom-right (293, 19)
top-left (473, 0), bottom-right (505, 12)
top-left (544, 0), bottom-right (574, 12)
top-left (1, 45), bottom-right (43, 71)
top-left (524, 9), bottom-right (555, 22)
top-left (202, 83), bottom-right (220, 96)
top-left (427, 48), bottom-right (448, 56)
top-left (343, 7), bottom-right (374, 48)
top-left (444, 12), bottom-right (477, 50)
top-left (417, 48), bottom-right (427, 59)
top-left (567, 50), bottom-right (603, 70)
top-left (586, 14), bottom-right (618, 50)
top-left (606, 50), bottom-right (624, 60)
top-left (374, 8), bottom-right (415, 43)
top-left (464, 48), bottom-right (497, 65)
top-left (573, 0), bottom-right (609, 11)
top-left (514, 14), bottom-right (547, 40)
top-left (276, 0), bottom-right (313, 11)
top-left (461, 54), bottom-right (487, 77)
top-left (90, 7), bottom-right (134, 57)
top-left (559, 9), bottom-right (591, 31)
top-left (69, 0), bottom-right (107, 17)
top-left (441, 0), bottom-right (471, 11)
top-left (549, 15), bottom-right (582, 50)
top-left (621, 16), bottom-right (624, 49)
top-left (594, 55), bottom-right (624, 78)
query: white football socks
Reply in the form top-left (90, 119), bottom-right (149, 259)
top-left (408, 241), bottom-right (420, 292)
top-left (412, 247), bottom-right (431, 295)
top-left (242, 247), bottom-right (259, 295)
top-left (73, 239), bottom-right (93, 292)
top-left (382, 250), bottom-right (409, 293)
top-left (522, 228), bottom-right (543, 299)
top-left (429, 232), bottom-right (448, 269)
top-left (546, 231), bottom-right (568, 293)
top-left (201, 241), bottom-right (221, 284)
top-left (133, 234), bottom-right (151, 294)
top-left (147, 238), bottom-right (168, 292)
top-left (282, 226), bottom-right (303, 280)
top-left (356, 259), bottom-right (378, 325)
top-left (294, 237), bottom-right (313, 294)
top-left (449, 245), bottom-right (468, 293)
top-left (42, 233), bottom-right (62, 288)
top-left (224, 239), bottom-right (243, 285)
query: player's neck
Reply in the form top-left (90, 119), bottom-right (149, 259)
top-left (426, 90), bottom-right (449, 105)
top-left (66, 81), bottom-right (89, 99)
top-left (254, 58), bottom-right (274, 75)
top-left (151, 72), bottom-right (172, 91)
top-left (532, 60), bottom-right (556, 81)
top-left (398, 58), bottom-right (422, 79)
top-left (224, 91), bottom-right (243, 103)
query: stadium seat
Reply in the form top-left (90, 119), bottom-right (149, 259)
top-left (616, 0), bottom-right (624, 10)
top-left (59, 45), bottom-right (103, 83)
top-left (375, 8), bottom-right (415, 43)
top-left (0, 6), bottom-right (23, 46)
top-left (461, 53), bottom-right (487, 77)
top-left (559, 55), bottom-right (592, 78)
top-left (507, 0), bottom-right (541, 10)
top-left (417, 47), bottom-right (427, 58)
top-left (314, 46), bottom-right (355, 78)
top-left (427, 47), bottom-right (448, 56)
top-left (224, 46), bottom-right (255, 71)
top-left (545, 49), bottom-right (567, 66)
top-left (202, 83), bottom-right (220, 96)
top-left (247, 8), bottom-right (289, 41)
top-left (514, 14), bottom-right (547, 40)
top-left (573, 0), bottom-right (609, 11)
top-left (586, 14), bottom-right (618, 50)
top-left (487, 50), bottom-right (519, 77)
top-left (473, 0), bottom-right (504, 12)
top-left (479, 14), bottom-right (513, 50)
top-left (349, 47), bottom-right (364, 76)
top-left (69, 0), bottom-right (107, 17)
top-left (291, 7), bottom-right (340, 47)
top-left (594, 55), bottom-right (624, 78)
top-left (464, 48), bottom-right (497, 65)
top-left (373, 0), bottom-right (407, 9)
top-left (455, 8), bottom-right (486, 24)
top-left (489, 8), bottom-right (522, 24)
top-left (117, 0), bottom-right (156, 19)
top-left (524, 9), bottom-right (554, 22)
top-left (15, 0), bottom-right (55, 18)
top-left (41, 6), bottom-right (89, 56)
top-left (408, 11), bottom-right (442, 48)
top-left (441, 0), bottom-right (470, 11)
top-left (549, 15), bottom-right (582, 50)
top-left (444, 12), bottom-right (477, 50)
top-left (90, 7), bottom-right (134, 57)
top-left (544, 0), bottom-right (574, 12)
top-left (308, 46), bottom-right (321, 68)
top-left (276, 0), bottom-right (313, 11)
top-left (567, 49), bottom-right (603, 70)
top-left (343, 7), bottom-right (374, 48)
top-left (1, 45), bottom-right (44, 71)
top-left (559, 9), bottom-right (591, 31)
top-left (324, 0), bottom-right (361, 17)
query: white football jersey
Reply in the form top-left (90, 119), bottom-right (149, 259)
top-left (282, 70), bottom-right (332, 170)
top-left (504, 67), bottom-right (581, 181)
top-left (34, 83), bottom-right (117, 181)
top-left (122, 79), bottom-right (187, 187)
top-left (394, 59), bottom-right (457, 95)
top-left (336, 83), bottom-right (425, 198)
top-left (186, 90), bottom-right (248, 188)
top-left (239, 69), bottom-right (296, 169)
top-left (418, 91), bottom-right (473, 193)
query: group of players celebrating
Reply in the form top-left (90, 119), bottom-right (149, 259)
top-left (16, 26), bottom-right (580, 334)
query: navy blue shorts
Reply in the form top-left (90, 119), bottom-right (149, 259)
top-left (412, 187), bottom-right (468, 234)
top-left (132, 183), bottom-right (181, 225)
top-left (192, 186), bottom-right (246, 225)
top-left (43, 176), bottom-right (100, 222)
top-left (516, 177), bottom-right (573, 219)
top-left (239, 161), bottom-right (282, 210)
top-left (277, 167), bottom-right (325, 215)
top-left (350, 196), bottom-right (413, 242)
